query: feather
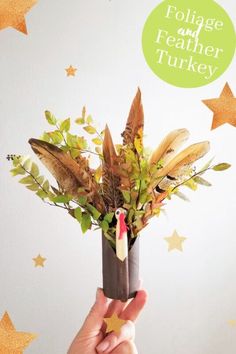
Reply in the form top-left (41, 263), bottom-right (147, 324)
top-left (102, 125), bottom-right (123, 211)
top-left (149, 128), bottom-right (190, 166)
top-left (150, 141), bottom-right (210, 191)
top-left (121, 88), bottom-right (144, 146)
top-left (28, 138), bottom-right (105, 212)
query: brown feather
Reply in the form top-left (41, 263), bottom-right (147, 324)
top-left (28, 138), bottom-right (105, 212)
top-left (121, 88), bottom-right (144, 146)
top-left (102, 126), bottom-right (123, 211)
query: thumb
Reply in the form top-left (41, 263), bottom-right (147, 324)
top-left (80, 288), bottom-right (109, 334)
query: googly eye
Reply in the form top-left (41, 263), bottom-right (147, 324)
top-left (115, 209), bottom-right (120, 216)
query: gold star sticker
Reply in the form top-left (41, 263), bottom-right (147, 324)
top-left (0, 311), bottom-right (36, 353)
top-left (0, 0), bottom-right (37, 34)
top-left (65, 65), bottom-right (77, 77)
top-left (164, 230), bottom-right (187, 252)
top-left (202, 82), bottom-right (236, 130)
top-left (104, 314), bottom-right (127, 334)
top-left (32, 254), bottom-right (46, 267)
top-left (228, 319), bottom-right (236, 327)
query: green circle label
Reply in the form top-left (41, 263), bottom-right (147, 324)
top-left (142, 0), bottom-right (236, 88)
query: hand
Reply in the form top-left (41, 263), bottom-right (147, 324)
top-left (67, 287), bottom-right (147, 354)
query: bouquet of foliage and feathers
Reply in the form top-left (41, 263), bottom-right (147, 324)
top-left (7, 89), bottom-right (230, 300)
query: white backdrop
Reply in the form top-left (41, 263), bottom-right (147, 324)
top-left (0, 0), bottom-right (236, 353)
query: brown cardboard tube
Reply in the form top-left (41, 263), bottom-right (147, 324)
top-left (102, 232), bottom-right (139, 302)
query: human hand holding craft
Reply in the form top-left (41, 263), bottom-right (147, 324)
top-left (67, 288), bottom-right (147, 354)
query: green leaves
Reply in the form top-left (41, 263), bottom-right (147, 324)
top-left (19, 175), bottom-right (34, 184)
top-left (10, 166), bottom-right (25, 176)
top-left (74, 207), bottom-right (82, 222)
top-left (83, 125), bottom-right (96, 134)
top-left (86, 204), bottom-right (101, 220)
top-left (104, 212), bottom-right (114, 223)
top-left (121, 190), bottom-right (131, 203)
top-left (100, 220), bottom-right (109, 233)
top-left (48, 131), bottom-right (63, 144)
top-left (9, 156), bottom-right (52, 200)
top-left (45, 111), bottom-right (57, 125)
top-left (92, 138), bottom-right (102, 145)
top-left (81, 213), bottom-right (92, 233)
top-left (8, 100), bottom-right (233, 240)
top-left (50, 195), bottom-right (73, 203)
top-left (213, 163), bottom-right (231, 171)
top-left (60, 118), bottom-right (70, 132)
top-left (193, 176), bottom-right (212, 187)
top-left (31, 162), bottom-right (39, 177)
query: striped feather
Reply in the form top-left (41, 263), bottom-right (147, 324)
top-left (149, 128), bottom-right (190, 167)
top-left (28, 138), bottom-right (105, 212)
top-left (102, 126), bottom-right (123, 210)
top-left (121, 88), bottom-right (144, 146)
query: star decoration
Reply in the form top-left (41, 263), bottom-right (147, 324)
top-left (65, 65), bottom-right (77, 77)
top-left (228, 319), bottom-right (236, 327)
top-left (0, 0), bottom-right (37, 34)
top-left (202, 82), bottom-right (236, 130)
top-left (32, 254), bottom-right (46, 267)
top-left (0, 311), bottom-right (36, 353)
top-left (104, 314), bottom-right (127, 334)
top-left (164, 230), bottom-right (187, 252)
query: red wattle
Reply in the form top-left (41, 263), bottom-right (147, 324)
top-left (119, 213), bottom-right (127, 240)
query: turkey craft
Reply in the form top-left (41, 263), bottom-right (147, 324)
top-left (8, 89), bottom-right (230, 301)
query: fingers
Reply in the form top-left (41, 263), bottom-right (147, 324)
top-left (111, 341), bottom-right (138, 354)
top-left (96, 320), bottom-right (135, 353)
top-left (105, 299), bottom-right (128, 318)
top-left (120, 289), bottom-right (148, 322)
top-left (80, 288), bottom-right (110, 334)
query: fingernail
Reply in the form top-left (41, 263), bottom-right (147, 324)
top-left (96, 340), bottom-right (109, 352)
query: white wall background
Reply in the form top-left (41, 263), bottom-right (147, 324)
top-left (0, 0), bottom-right (236, 353)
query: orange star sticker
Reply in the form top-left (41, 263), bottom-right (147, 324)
top-left (0, 0), bottom-right (37, 34)
top-left (104, 314), bottom-right (127, 334)
top-left (164, 230), bottom-right (187, 252)
top-left (32, 254), bottom-right (46, 267)
top-left (65, 65), bottom-right (77, 77)
top-left (202, 82), bottom-right (236, 130)
top-left (0, 311), bottom-right (36, 353)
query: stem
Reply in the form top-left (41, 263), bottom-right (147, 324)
top-left (171, 167), bottom-right (212, 193)
top-left (94, 127), bottom-right (104, 141)
top-left (43, 200), bottom-right (71, 210)
top-left (56, 124), bottom-right (68, 147)
top-left (80, 149), bottom-right (101, 156)
top-left (20, 164), bottom-right (48, 194)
